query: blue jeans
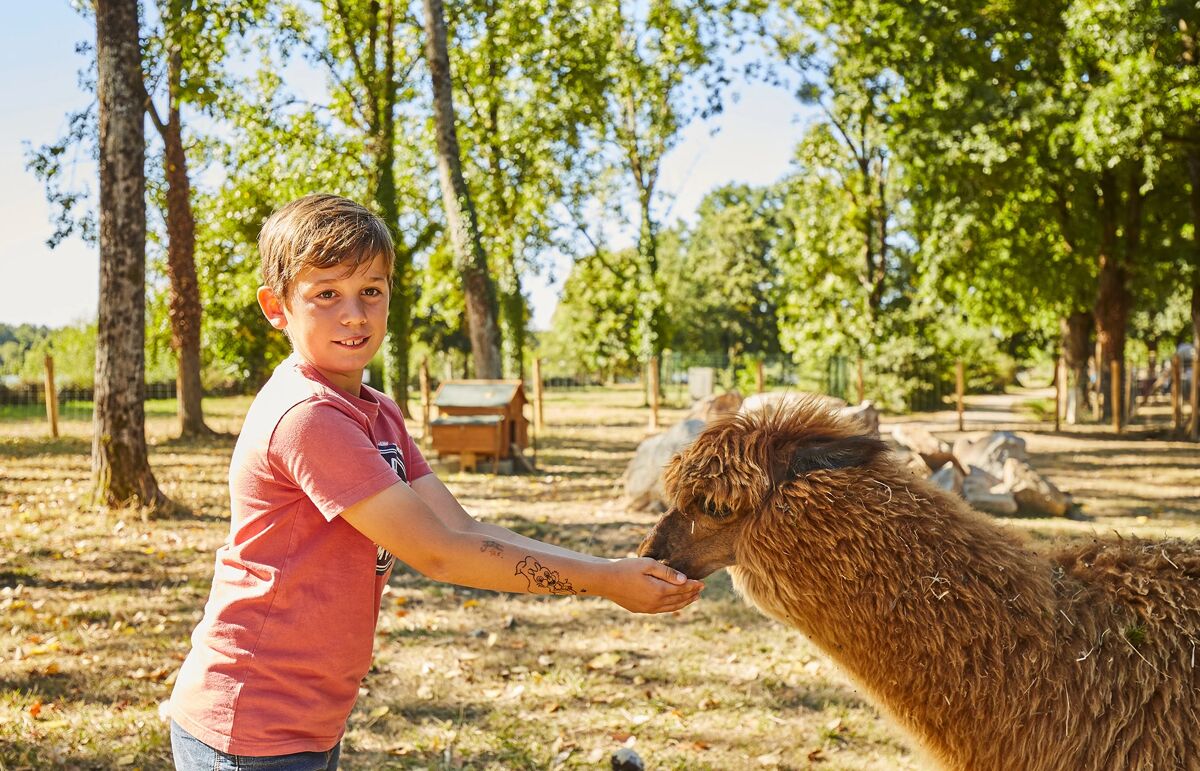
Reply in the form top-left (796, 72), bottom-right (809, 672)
top-left (171, 721), bottom-right (341, 771)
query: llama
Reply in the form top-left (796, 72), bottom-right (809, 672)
top-left (638, 399), bottom-right (1200, 771)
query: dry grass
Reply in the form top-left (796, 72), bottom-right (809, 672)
top-left (1, 387), bottom-right (1198, 770)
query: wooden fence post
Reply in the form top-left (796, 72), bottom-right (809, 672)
top-left (755, 359), bottom-right (765, 394)
top-left (419, 357), bottom-right (431, 445)
top-left (1190, 349), bottom-right (1200, 441)
top-left (1172, 355), bottom-right (1183, 432)
top-left (1125, 363), bottom-right (1135, 422)
top-left (1111, 359), bottom-right (1121, 432)
top-left (1094, 341), bottom-right (1104, 421)
top-left (856, 358), bottom-right (865, 404)
top-left (648, 357), bottom-right (660, 431)
top-left (955, 360), bottom-right (965, 433)
top-left (1055, 356), bottom-right (1064, 433)
top-left (43, 354), bottom-right (59, 439)
top-left (532, 357), bottom-right (545, 432)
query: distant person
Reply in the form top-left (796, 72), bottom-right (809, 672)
top-left (166, 194), bottom-right (702, 771)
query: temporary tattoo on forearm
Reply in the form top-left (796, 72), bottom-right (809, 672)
top-left (480, 539), bottom-right (505, 557)
top-left (514, 556), bottom-right (577, 595)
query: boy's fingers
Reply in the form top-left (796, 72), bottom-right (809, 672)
top-left (658, 594), bottom-right (700, 613)
top-left (644, 559), bottom-right (689, 585)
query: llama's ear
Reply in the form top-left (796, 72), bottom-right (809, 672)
top-left (788, 435), bottom-right (888, 476)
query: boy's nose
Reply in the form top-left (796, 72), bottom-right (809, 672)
top-left (343, 298), bottom-right (369, 324)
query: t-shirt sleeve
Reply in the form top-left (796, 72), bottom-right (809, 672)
top-left (402, 426), bottom-right (433, 482)
top-left (269, 400), bottom-right (401, 521)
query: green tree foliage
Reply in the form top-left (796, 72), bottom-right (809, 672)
top-left (192, 69), bottom-right (360, 388)
top-left (0, 325), bottom-right (52, 378)
top-left (662, 184), bottom-right (783, 360)
top-left (280, 0), bottom-right (440, 411)
top-left (450, 0), bottom-right (613, 378)
top-left (601, 0), bottom-right (732, 366)
top-left (538, 247), bottom-right (641, 382)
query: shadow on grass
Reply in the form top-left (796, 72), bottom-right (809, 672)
top-left (0, 735), bottom-right (171, 771)
top-left (156, 432), bottom-right (239, 451)
top-left (0, 435), bottom-right (91, 460)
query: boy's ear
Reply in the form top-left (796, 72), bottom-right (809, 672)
top-left (256, 286), bottom-right (289, 331)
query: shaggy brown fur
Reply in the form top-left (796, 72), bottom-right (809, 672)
top-left (639, 398), bottom-right (1200, 771)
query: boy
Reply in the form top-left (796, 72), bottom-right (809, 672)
top-left (167, 194), bottom-right (702, 770)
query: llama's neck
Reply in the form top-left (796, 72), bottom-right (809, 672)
top-left (731, 474), bottom-right (1062, 766)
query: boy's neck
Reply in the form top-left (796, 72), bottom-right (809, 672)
top-left (305, 358), bottom-right (364, 398)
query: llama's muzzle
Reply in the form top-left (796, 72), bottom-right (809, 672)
top-left (638, 508), bottom-right (729, 580)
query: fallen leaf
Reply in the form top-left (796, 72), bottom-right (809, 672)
top-left (29, 700), bottom-right (42, 718)
top-left (369, 705), bottom-right (389, 719)
top-left (608, 730), bottom-right (633, 743)
top-left (587, 652), bottom-right (621, 671)
top-left (462, 599), bottom-right (480, 609)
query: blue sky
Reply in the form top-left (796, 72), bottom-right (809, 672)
top-left (0, 3), bottom-right (815, 330)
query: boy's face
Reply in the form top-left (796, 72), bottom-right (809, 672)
top-left (257, 253), bottom-right (390, 395)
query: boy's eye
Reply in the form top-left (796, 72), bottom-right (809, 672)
top-left (316, 290), bottom-right (337, 300)
top-left (363, 287), bottom-right (383, 297)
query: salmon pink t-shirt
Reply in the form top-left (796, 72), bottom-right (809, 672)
top-left (169, 354), bottom-right (431, 755)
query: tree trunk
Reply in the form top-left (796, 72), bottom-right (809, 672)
top-left (422, 0), bottom-right (502, 379)
top-left (1059, 311), bottom-right (1091, 424)
top-left (499, 244), bottom-right (526, 380)
top-left (1187, 149), bottom-right (1200, 440)
top-left (636, 190), bottom-right (664, 394)
top-left (1190, 285), bottom-right (1199, 441)
top-left (161, 46), bottom-right (212, 437)
top-left (1093, 167), bottom-right (1137, 423)
top-left (94, 0), bottom-right (165, 509)
top-left (374, 0), bottom-right (413, 416)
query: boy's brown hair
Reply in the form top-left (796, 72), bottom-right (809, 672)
top-left (258, 194), bottom-right (394, 303)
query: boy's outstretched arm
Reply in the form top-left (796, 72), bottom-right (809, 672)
top-left (410, 474), bottom-right (607, 563)
top-left (340, 480), bottom-right (703, 614)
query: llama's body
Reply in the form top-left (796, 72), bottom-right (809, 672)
top-left (640, 401), bottom-right (1200, 771)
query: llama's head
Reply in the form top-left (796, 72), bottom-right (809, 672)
top-left (637, 397), bottom-right (889, 579)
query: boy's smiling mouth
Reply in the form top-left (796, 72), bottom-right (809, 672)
top-left (334, 336), bottom-right (370, 348)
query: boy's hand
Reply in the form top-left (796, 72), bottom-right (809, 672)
top-left (600, 557), bottom-right (704, 614)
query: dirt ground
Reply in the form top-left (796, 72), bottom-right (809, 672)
top-left (1, 386), bottom-right (1197, 770)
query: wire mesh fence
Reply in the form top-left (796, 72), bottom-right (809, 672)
top-left (0, 381), bottom-right (182, 428)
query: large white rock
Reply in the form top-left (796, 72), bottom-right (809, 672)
top-left (930, 461), bottom-right (965, 495)
top-left (686, 390), bottom-right (743, 422)
top-left (961, 466), bottom-right (1018, 515)
top-left (740, 391), bottom-right (847, 416)
top-left (893, 424), bottom-right (949, 456)
top-left (740, 392), bottom-right (878, 437)
top-left (840, 400), bottom-right (881, 437)
top-left (953, 432), bottom-right (1027, 478)
top-left (1002, 457), bottom-right (1072, 517)
top-left (621, 418), bottom-right (706, 511)
top-left (893, 424), bottom-right (960, 473)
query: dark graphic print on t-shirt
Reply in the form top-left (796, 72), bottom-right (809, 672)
top-left (374, 442), bottom-right (408, 575)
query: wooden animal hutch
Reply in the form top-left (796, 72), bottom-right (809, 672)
top-left (429, 380), bottom-right (530, 472)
